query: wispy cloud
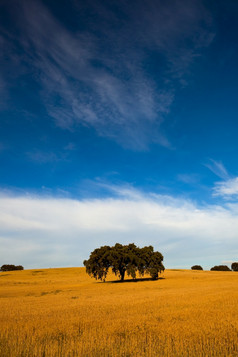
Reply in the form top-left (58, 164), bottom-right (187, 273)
top-left (2, 0), bottom-right (214, 150)
top-left (213, 177), bottom-right (238, 199)
top-left (177, 173), bottom-right (200, 185)
top-left (0, 187), bottom-right (237, 269)
top-left (205, 159), bottom-right (230, 180)
top-left (205, 160), bottom-right (238, 199)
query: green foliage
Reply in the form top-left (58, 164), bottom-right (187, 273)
top-left (0, 264), bottom-right (24, 272)
top-left (231, 262), bottom-right (238, 271)
top-left (83, 243), bottom-right (164, 281)
top-left (210, 265), bottom-right (231, 271)
top-left (191, 265), bottom-right (203, 270)
top-left (83, 245), bottom-right (112, 281)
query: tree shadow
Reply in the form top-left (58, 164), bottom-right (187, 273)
top-left (103, 277), bottom-right (165, 284)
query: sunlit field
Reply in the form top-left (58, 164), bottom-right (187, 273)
top-left (0, 268), bottom-right (238, 356)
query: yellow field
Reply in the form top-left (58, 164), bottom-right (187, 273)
top-left (0, 268), bottom-right (238, 357)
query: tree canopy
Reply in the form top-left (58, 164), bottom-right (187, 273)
top-left (231, 262), bottom-right (238, 271)
top-left (210, 265), bottom-right (231, 271)
top-left (83, 243), bottom-right (164, 281)
top-left (0, 264), bottom-right (24, 272)
top-left (191, 265), bottom-right (203, 270)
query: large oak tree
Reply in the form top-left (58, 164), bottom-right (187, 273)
top-left (83, 243), bottom-right (164, 281)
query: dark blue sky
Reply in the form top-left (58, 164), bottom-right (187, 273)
top-left (0, 0), bottom-right (238, 269)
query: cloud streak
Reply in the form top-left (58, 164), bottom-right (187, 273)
top-left (0, 187), bottom-right (237, 269)
top-left (213, 177), bottom-right (238, 199)
top-left (205, 159), bottom-right (230, 180)
top-left (2, 0), bottom-right (214, 150)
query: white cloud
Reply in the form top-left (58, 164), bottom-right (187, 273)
top-left (205, 159), bottom-right (230, 180)
top-left (2, 0), bottom-right (214, 150)
top-left (0, 188), bottom-right (237, 270)
top-left (213, 177), bottom-right (238, 198)
top-left (17, 0), bottom-right (173, 150)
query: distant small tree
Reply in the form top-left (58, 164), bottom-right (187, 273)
top-left (1, 264), bottom-right (24, 272)
top-left (1, 265), bottom-right (24, 272)
top-left (84, 243), bottom-right (164, 281)
top-left (210, 265), bottom-right (231, 271)
top-left (231, 262), bottom-right (238, 271)
top-left (16, 265), bottom-right (24, 270)
top-left (191, 265), bottom-right (203, 270)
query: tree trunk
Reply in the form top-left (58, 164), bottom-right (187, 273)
top-left (120, 269), bottom-right (125, 281)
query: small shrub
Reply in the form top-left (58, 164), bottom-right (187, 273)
top-left (191, 265), bottom-right (203, 270)
top-left (231, 262), bottom-right (238, 271)
top-left (0, 265), bottom-right (24, 272)
top-left (210, 265), bottom-right (231, 271)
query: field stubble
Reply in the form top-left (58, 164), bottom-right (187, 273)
top-left (0, 268), bottom-right (238, 356)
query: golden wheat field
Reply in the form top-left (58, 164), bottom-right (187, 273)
top-left (0, 267), bottom-right (238, 357)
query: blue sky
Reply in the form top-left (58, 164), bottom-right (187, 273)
top-left (0, 0), bottom-right (238, 270)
